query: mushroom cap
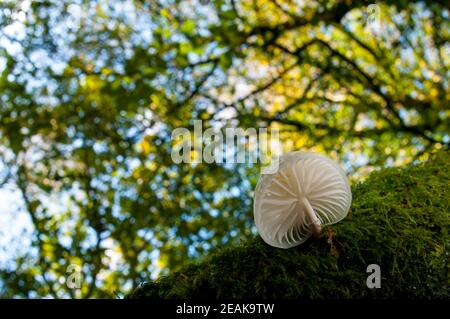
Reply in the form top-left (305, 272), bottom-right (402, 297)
top-left (254, 151), bottom-right (352, 248)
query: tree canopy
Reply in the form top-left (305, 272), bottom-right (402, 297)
top-left (0, 0), bottom-right (448, 297)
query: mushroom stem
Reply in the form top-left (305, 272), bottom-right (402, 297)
top-left (301, 197), bottom-right (322, 238)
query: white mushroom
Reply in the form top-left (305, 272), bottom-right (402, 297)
top-left (254, 151), bottom-right (352, 248)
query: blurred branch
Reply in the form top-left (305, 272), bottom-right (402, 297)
top-left (200, 62), bottom-right (297, 120)
top-left (335, 25), bottom-right (381, 60)
top-left (15, 160), bottom-right (59, 299)
top-left (235, 62), bottom-right (297, 104)
top-left (186, 57), bottom-right (220, 68)
top-left (268, 0), bottom-right (298, 20)
top-left (0, 170), bottom-right (11, 188)
top-left (168, 59), bottom-right (220, 114)
top-left (274, 78), bottom-right (314, 116)
top-left (81, 139), bottom-right (105, 299)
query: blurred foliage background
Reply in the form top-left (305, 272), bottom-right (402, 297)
top-left (0, 0), bottom-right (448, 298)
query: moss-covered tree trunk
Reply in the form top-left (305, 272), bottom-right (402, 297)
top-left (129, 151), bottom-right (449, 299)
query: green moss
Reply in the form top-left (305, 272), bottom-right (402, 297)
top-left (128, 151), bottom-right (449, 299)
